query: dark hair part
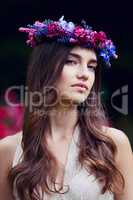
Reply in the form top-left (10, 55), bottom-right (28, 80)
top-left (8, 40), bottom-right (125, 200)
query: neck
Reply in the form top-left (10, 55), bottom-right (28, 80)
top-left (48, 103), bottom-right (78, 141)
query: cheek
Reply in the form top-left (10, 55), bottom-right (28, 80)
top-left (55, 70), bottom-right (73, 93)
top-left (59, 68), bottom-right (74, 85)
top-left (85, 73), bottom-right (95, 95)
top-left (92, 73), bottom-right (95, 84)
top-left (88, 72), bottom-right (95, 86)
top-left (59, 73), bottom-right (68, 83)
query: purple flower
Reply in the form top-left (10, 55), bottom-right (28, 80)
top-left (69, 38), bottom-right (78, 43)
top-left (18, 16), bottom-right (118, 66)
top-left (34, 21), bottom-right (46, 27)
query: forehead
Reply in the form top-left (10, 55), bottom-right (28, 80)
top-left (69, 46), bottom-right (97, 61)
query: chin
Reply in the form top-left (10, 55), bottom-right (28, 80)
top-left (60, 93), bottom-right (88, 106)
top-left (70, 95), bottom-right (87, 105)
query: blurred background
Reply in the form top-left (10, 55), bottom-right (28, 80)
top-left (0, 0), bottom-right (132, 148)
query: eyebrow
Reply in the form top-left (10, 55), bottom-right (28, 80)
top-left (68, 52), bottom-right (98, 66)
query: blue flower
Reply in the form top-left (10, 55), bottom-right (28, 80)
top-left (19, 16), bottom-right (118, 67)
top-left (107, 44), bottom-right (116, 57)
top-left (99, 50), bottom-right (111, 66)
top-left (35, 27), bottom-right (48, 37)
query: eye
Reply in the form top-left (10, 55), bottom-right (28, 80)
top-left (65, 60), bottom-right (78, 65)
top-left (87, 65), bottom-right (96, 70)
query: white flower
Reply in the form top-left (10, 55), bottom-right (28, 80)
top-left (66, 22), bottom-right (75, 32)
top-left (59, 15), bottom-right (75, 32)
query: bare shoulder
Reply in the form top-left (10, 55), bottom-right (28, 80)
top-left (102, 125), bottom-right (133, 164)
top-left (0, 131), bottom-right (22, 166)
top-left (0, 131), bottom-right (22, 200)
top-left (0, 131), bottom-right (22, 149)
top-left (102, 127), bottom-right (133, 199)
top-left (102, 126), bottom-right (130, 147)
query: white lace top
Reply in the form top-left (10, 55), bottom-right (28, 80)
top-left (12, 124), bottom-right (114, 200)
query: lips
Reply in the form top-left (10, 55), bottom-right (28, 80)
top-left (71, 83), bottom-right (88, 90)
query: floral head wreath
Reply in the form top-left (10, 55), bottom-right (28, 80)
top-left (19, 15), bottom-right (118, 66)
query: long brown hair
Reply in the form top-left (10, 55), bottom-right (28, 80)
top-left (8, 40), bottom-right (125, 200)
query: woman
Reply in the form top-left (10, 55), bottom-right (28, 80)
top-left (0, 16), bottom-right (133, 200)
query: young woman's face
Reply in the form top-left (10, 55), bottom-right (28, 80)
top-left (55, 46), bottom-right (98, 106)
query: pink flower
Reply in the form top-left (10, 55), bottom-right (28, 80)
top-left (98, 31), bottom-right (107, 40)
top-left (47, 22), bottom-right (64, 37)
top-left (19, 27), bottom-right (36, 34)
top-left (90, 31), bottom-right (107, 47)
top-left (0, 107), bottom-right (7, 119)
top-left (0, 105), bottom-right (24, 139)
top-left (74, 26), bottom-right (90, 42)
top-left (0, 124), bottom-right (11, 139)
top-left (74, 26), bottom-right (85, 37)
top-left (25, 32), bottom-right (36, 47)
top-left (0, 105), bottom-right (24, 124)
top-left (19, 27), bottom-right (37, 47)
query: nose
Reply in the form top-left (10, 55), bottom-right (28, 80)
top-left (76, 66), bottom-right (89, 80)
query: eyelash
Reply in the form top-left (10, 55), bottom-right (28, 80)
top-left (65, 60), bottom-right (96, 70)
top-left (65, 60), bottom-right (77, 65)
